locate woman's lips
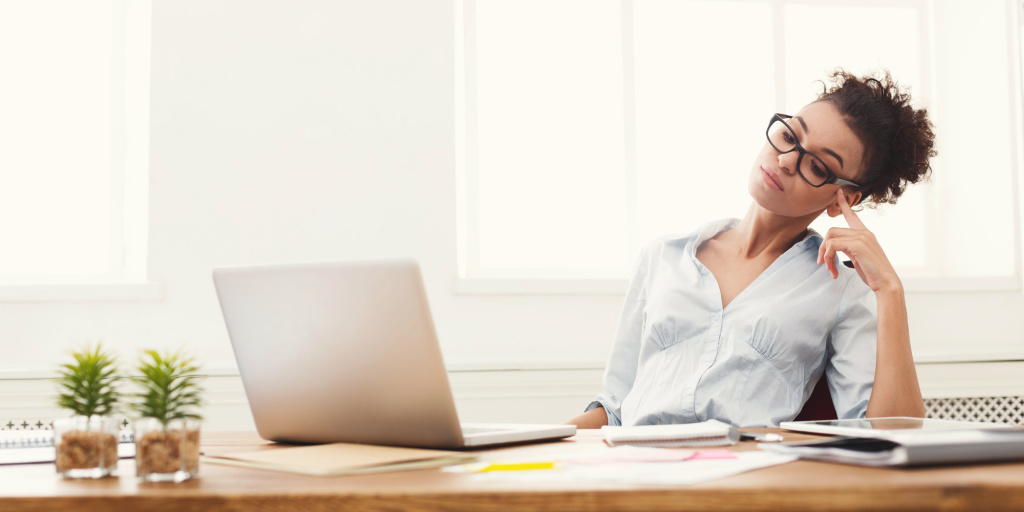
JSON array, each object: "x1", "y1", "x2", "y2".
[{"x1": 761, "y1": 166, "x2": 784, "y2": 191}]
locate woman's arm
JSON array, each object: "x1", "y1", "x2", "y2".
[
  {"x1": 565, "y1": 248, "x2": 650, "y2": 427},
  {"x1": 868, "y1": 283, "x2": 926, "y2": 417},
  {"x1": 565, "y1": 406, "x2": 610, "y2": 429},
  {"x1": 818, "y1": 190, "x2": 925, "y2": 418}
]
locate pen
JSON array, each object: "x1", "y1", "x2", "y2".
[{"x1": 739, "y1": 432, "x2": 785, "y2": 443}]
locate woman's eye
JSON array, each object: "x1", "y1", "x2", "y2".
[
  {"x1": 782, "y1": 132, "x2": 796, "y2": 144},
  {"x1": 811, "y1": 161, "x2": 828, "y2": 178}
]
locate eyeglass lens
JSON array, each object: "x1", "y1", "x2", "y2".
[{"x1": 766, "y1": 118, "x2": 832, "y2": 186}]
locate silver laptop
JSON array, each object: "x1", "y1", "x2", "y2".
[{"x1": 212, "y1": 259, "x2": 575, "y2": 449}]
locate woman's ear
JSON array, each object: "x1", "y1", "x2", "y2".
[
  {"x1": 826, "y1": 202, "x2": 843, "y2": 218},
  {"x1": 826, "y1": 190, "x2": 863, "y2": 217}
]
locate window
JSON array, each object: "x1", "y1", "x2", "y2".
[
  {"x1": 0, "y1": 0, "x2": 152, "y2": 294},
  {"x1": 458, "y1": 0, "x2": 1023, "y2": 291}
]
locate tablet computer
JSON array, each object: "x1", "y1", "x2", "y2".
[{"x1": 780, "y1": 416, "x2": 1012, "y2": 437}]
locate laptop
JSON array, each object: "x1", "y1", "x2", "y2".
[{"x1": 212, "y1": 259, "x2": 576, "y2": 449}]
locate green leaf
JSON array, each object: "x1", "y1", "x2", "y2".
[
  {"x1": 128, "y1": 347, "x2": 204, "y2": 425},
  {"x1": 54, "y1": 343, "x2": 121, "y2": 417}
]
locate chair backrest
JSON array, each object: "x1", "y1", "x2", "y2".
[{"x1": 793, "y1": 376, "x2": 838, "y2": 422}]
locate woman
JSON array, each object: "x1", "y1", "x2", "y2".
[{"x1": 568, "y1": 69, "x2": 935, "y2": 428}]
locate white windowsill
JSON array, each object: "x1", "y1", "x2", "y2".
[
  {"x1": 0, "y1": 282, "x2": 165, "y2": 303},
  {"x1": 453, "y1": 276, "x2": 1022, "y2": 295},
  {"x1": 198, "y1": 352, "x2": 1024, "y2": 370},
  {"x1": 2, "y1": 351, "x2": 1023, "y2": 382},
  {"x1": 0, "y1": 356, "x2": 610, "y2": 381},
  {"x1": 914, "y1": 349, "x2": 1024, "y2": 364}
]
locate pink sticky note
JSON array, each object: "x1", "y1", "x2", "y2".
[{"x1": 687, "y1": 449, "x2": 737, "y2": 461}]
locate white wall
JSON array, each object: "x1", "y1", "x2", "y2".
[
  {"x1": 1, "y1": 0, "x2": 622, "y2": 366},
  {"x1": 0, "y1": 0, "x2": 1022, "y2": 430}
]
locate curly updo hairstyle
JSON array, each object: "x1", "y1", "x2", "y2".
[{"x1": 817, "y1": 69, "x2": 936, "y2": 206}]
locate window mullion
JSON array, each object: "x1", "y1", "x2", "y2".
[
  {"x1": 1007, "y1": 0, "x2": 1024, "y2": 284},
  {"x1": 108, "y1": 0, "x2": 127, "y2": 282},
  {"x1": 462, "y1": 0, "x2": 482, "y2": 278},
  {"x1": 921, "y1": 0, "x2": 943, "y2": 278},
  {"x1": 772, "y1": 0, "x2": 786, "y2": 112},
  {"x1": 122, "y1": 0, "x2": 152, "y2": 284},
  {"x1": 622, "y1": 0, "x2": 638, "y2": 257}
]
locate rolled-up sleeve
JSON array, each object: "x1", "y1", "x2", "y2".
[
  {"x1": 589, "y1": 251, "x2": 649, "y2": 426},
  {"x1": 825, "y1": 274, "x2": 877, "y2": 419}
]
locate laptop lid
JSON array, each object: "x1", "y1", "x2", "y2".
[{"x1": 212, "y1": 259, "x2": 468, "y2": 449}]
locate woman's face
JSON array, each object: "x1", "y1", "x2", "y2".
[{"x1": 748, "y1": 101, "x2": 865, "y2": 219}]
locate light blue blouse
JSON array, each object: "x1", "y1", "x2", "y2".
[{"x1": 589, "y1": 218, "x2": 877, "y2": 428}]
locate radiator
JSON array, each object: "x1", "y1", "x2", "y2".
[{"x1": 925, "y1": 396, "x2": 1024, "y2": 425}]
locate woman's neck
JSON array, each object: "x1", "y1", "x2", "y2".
[{"x1": 721, "y1": 204, "x2": 817, "y2": 259}]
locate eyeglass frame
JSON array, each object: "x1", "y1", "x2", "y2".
[{"x1": 766, "y1": 113, "x2": 863, "y2": 189}]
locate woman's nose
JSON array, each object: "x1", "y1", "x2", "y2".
[{"x1": 777, "y1": 151, "x2": 798, "y2": 175}]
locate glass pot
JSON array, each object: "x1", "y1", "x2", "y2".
[
  {"x1": 133, "y1": 418, "x2": 201, "y2": 483},
  {"x1": 52, "y1": 415, "x2": 120, "y2": 478}
]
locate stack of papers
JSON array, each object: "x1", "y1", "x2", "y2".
[{"x1": 601, "y1": 419, "x2": 740, "y2": 447}]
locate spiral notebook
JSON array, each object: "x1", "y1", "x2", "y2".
[
  {"x1": 601, "y1": 420, "x2": 740, "y2": 447},
  {"x1": 0, "y1": 429, "x2": 135, "y2": 465}
]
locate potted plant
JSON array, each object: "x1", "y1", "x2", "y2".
[
  {"x1": 53, "y1": 344, "x2": 122, "y2": 478},
  {"x1": 130, "y1": 348, "x2": 204, "y2": 483}
]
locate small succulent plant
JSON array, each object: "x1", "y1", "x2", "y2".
[
  {"x1": 130, "y1": 349, "x2": 203, "y2": 427},
  {"x1": 56, "y1": 344, "x2": 120, "y2": 418}
]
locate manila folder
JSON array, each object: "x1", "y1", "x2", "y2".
[{"x1": 202, "y1": 442, "x2": 476, "y2": 476}]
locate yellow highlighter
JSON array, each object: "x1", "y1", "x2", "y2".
[{"x1": 475, "y1": 461, "x2": 559, "y2": 472}]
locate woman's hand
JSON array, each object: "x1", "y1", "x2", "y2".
[
  {"x1": 816, "y1": 189, "x2": 902, "y2": 294},
  {"x1": 564, "y1": 406, "x2": 609, "y2": 429}
]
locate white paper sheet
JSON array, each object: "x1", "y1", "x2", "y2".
[{"x1": 447, "y1": 451, "x2": 796, "y2": 486}]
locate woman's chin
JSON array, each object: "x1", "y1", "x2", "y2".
[
  {"x1": 747, "y1": 190, "x2": 805, "y2": 218},
  {"x1": 748, "y1": 183, "x2": 781, "y2": 211}
]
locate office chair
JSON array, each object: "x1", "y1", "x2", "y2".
[{"x1": 793, "y1": 376, "x2": 838, "y2": 421}]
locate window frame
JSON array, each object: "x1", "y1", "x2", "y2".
[
  {"x1": 456, "y1": 0, "x2": 1024, "y2": 295},
  {"x1": 0, "y1": 0, "x2": 160, "y2": 302}
]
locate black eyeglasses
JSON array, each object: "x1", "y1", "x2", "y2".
[{"x1": 766, "y1": 114, "x2": 862, "y2": 189}]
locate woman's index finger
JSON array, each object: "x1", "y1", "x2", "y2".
[{"x1": 836, "y1": 189, "x2": 867, "y2": 229}]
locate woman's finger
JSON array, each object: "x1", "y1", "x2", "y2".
[
  {"x1": 820, "y1": 235, "x2": 865, "y2": 279},
  {"x1": 820, "y1": 238, "x2": 842, "y2": 279},
  {"x1": 818, "y1": 227, "x2": 859, "y2": 264},
  {"x1": 836, "y1": 189, "x2": 867, "y2": 230}
]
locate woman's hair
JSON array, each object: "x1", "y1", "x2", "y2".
[{"x1": 817, "y1": 69, "x2": 936, "y2": 206}]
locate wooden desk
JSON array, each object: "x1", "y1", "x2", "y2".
[{"x1": 2, "y1": 429, "x2": 1023, "y2": 512}]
